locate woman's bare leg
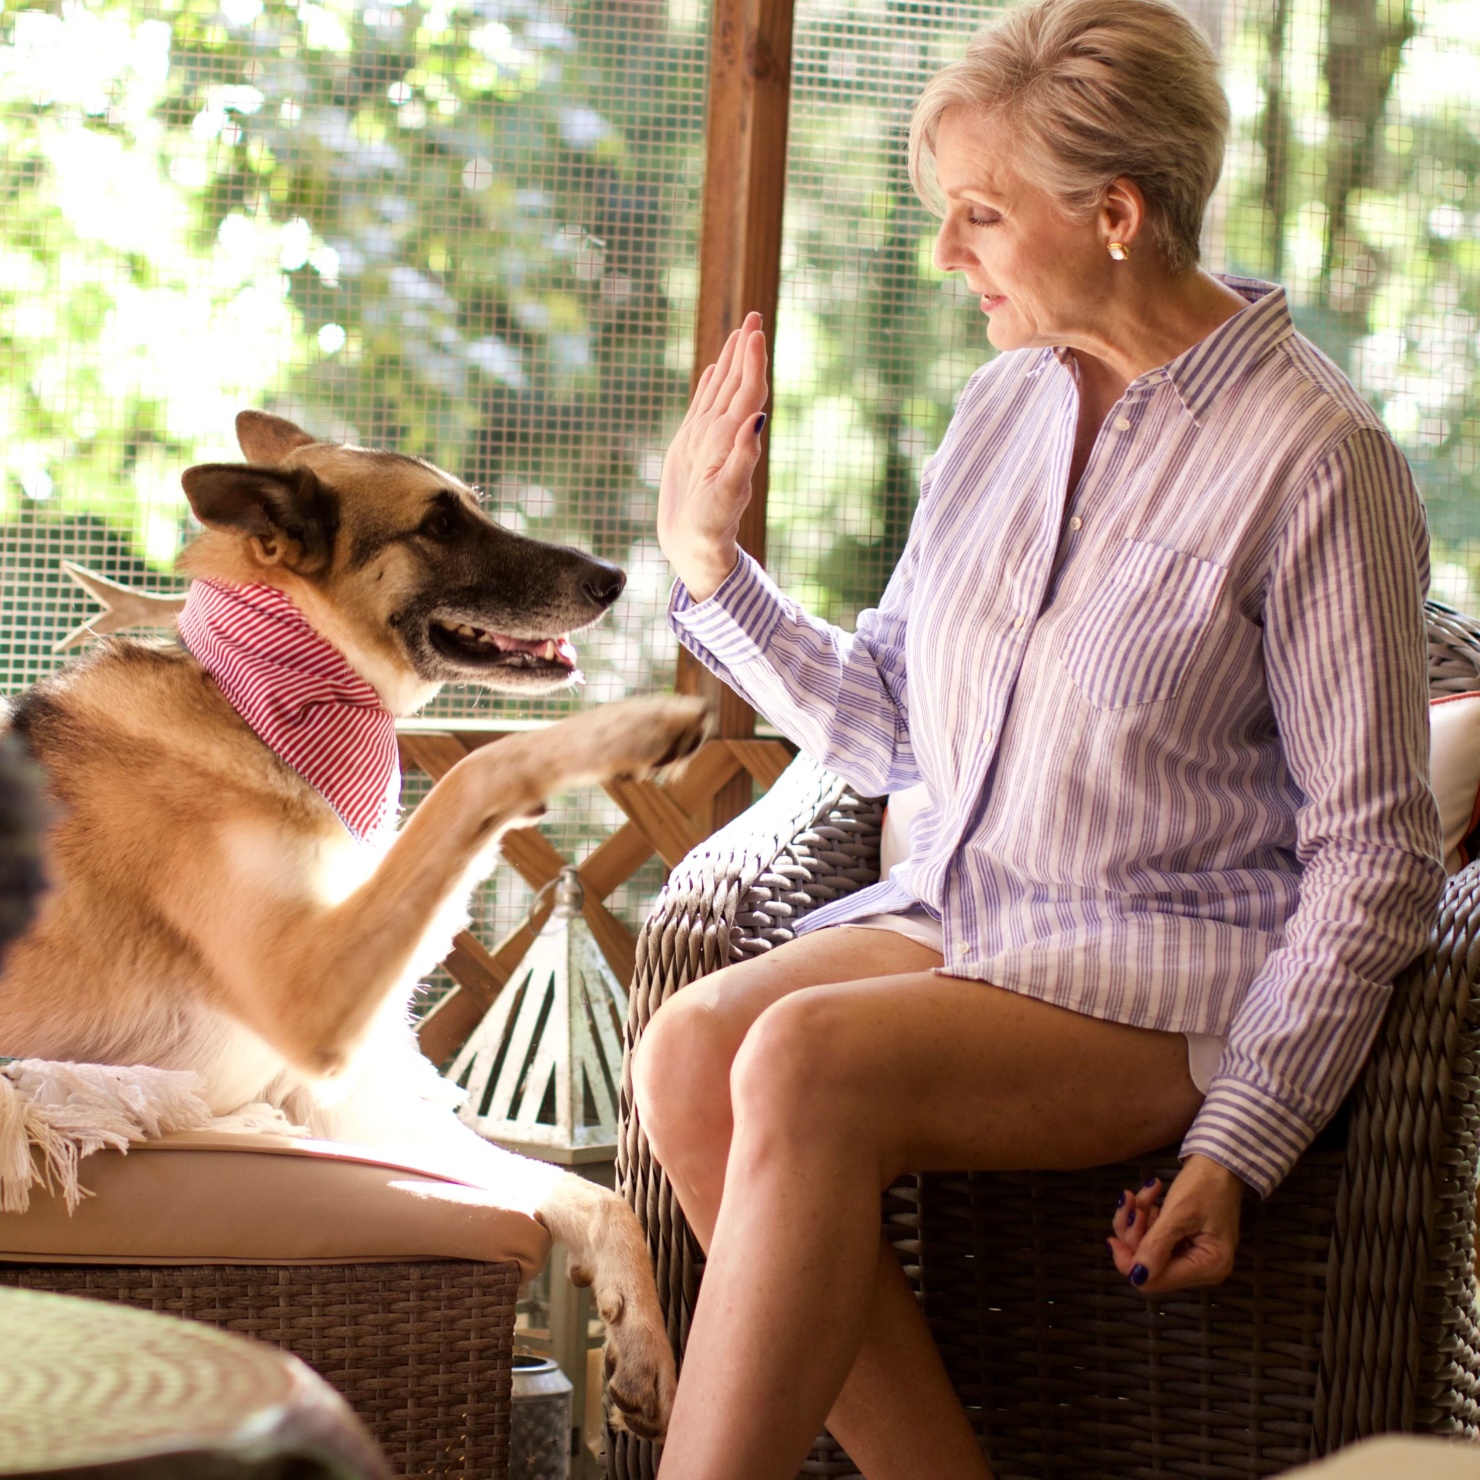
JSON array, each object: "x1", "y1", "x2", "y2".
[
  {"x1": 635, "y1": 930, "x2": 982, "y2": 1478},
  {"x1": 631, "y1": 929, "x2": 1203, "y2": 1480}
]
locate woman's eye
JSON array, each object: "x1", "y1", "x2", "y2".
[{"x1": 968, "y1": 212, "x2": 1000, "y2": 228}]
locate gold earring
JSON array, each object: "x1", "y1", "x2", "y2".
[{"x1": 1108, "y1": 241, "x2": 1130, "y2": 261}]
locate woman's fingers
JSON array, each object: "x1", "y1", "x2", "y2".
[
  {"x1": 1111, "y1": 1184, "x2": 1161, "y2": 1248},
  {"x1": 696, "y1": 326, "x2": 742, "y2": 418},
  {"x1": 694, "y1": 312, "x2": 762, "y2": 421},
  {"x1": 682, "y1": 364, "x2": 717, "y2": 430},
  {"x1": 1108, "y1": 1160, "x2": 1243, "y2": 1295},
  {"x1": 739, "y1": 321, "x2": 770, "y2": 416},
  {"x1": 711, "y1": 412, "x2": 766, "y2": 514},
  {"x1": 1129, "y1": 1221, "x2": 1235, "y2": 1295}
]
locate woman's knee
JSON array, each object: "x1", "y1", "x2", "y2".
[
  {"x1": 631, "y1": 991, "x2": 738, "y2": 1169},
  {"x1": 729, "y1": 992, "x2": 863, "y2": 1143}
]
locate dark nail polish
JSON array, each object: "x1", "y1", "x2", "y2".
[
  {"x1": 1144, "y1": 1176, "x2": 1158, "y2": 1187},
  {"x1": 1130, "y1": 1264, "x2": 1149, "y2": 1287},
  {"x1": 1105, "y1": 1238, "x2": 1115, "y2": 1259},
  {"x1": 753, "y1": 413, "x2": 767, "y2": 437},
  {"x1": 1116, "y1": 1191, "x2": 1126, "y2": 1208},
  {"x1": 1126, "y1": 1209, "x2": 1136, "y2": 1229}
]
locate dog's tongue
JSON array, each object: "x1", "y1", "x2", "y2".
[{"x1": 496, "y1": 633, "x2": 580, "y2": 670}]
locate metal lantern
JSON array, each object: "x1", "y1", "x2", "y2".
[
  {"x1": 509, "y1": 1354, "x2": 574, "y2": 1480},
  {"x1": 448, "y1": 867, "x2": 627, "y2": 1165}
]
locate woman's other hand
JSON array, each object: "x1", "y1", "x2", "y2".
[
  {"x1": 658, "y1": 311, "x2": 770, "y2": 602},
  {"x1": 1107, "y1": 1154, "x2": 1243, "y2": 1294}
]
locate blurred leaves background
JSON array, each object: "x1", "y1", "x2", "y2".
[{"x1": 0, "y1": 0, "x2": 705, "y2": 707}]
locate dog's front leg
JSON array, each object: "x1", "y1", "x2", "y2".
[
  {"x1": 335, "y1": 1100, "x2": 677, "y2": 1440},
  {"x1": 162, "y1": 694, "x2": 708, "y2": 1079},
  {"x1": 535, "y1": 1166, "x2": 678, "y2": 1441}
]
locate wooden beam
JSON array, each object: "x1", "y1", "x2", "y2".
[
  {"x1": 601, "y1": 778, "x2": 707, "y2": 871},
  {"x1": 677, "y1": 0, "x2": 797, "y2": 829}
]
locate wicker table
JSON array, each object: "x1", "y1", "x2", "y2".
[{"x1": 0, "y1": 1284, "x2": 390, "y2": 1478}]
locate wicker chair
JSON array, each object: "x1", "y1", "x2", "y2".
[{"x1": 611, "y1": 600, "x2": 1480, "y2": 1480}]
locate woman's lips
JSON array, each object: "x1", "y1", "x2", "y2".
[{"x1": 980, "y1": 293, "x2": 1006, "y2": 313}]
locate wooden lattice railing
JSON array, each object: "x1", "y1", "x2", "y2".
[{"x1": 400, "y1": 718, "x2": 791, "y2": 1065}]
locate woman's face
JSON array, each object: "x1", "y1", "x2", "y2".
[{"x1": 931, "y1": 108, "x2": 1113, "y2": 354}]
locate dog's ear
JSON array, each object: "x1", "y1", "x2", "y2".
[
  {"x1": 182, "y1": 463, "x2": 339, "y2": 575},
  {"x1": 235, "y1": 411, "x2": 317, "y2": 465}
]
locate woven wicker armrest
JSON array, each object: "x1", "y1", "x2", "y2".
[{"x1": 1317, "y1": 857, "x2": 1480, "y2": 1446}]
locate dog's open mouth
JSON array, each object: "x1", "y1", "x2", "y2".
[{"x1": 429, "y1": 616, "x2": 579, "y2": 674}]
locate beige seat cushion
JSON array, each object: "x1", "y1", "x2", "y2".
[
  {"x1": 0, "y1": 1129, "x2": 551, "y2": 1281},
  {"x1": 1281, "y1": 1435, "x2": 1480, "y2": 1478}
]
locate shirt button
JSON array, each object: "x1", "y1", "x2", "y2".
[
  {"x1": 1012, "y1": 615, "x2": 1027, "y2": 629},
  {"x1": 983, "y1": 729, "x2": 993, "y2": 745},
  {"x1": 1113, "y1": 415, "x2": 1132, "y2": 431},
  {"x1": 1068, "y1": 515, "x2": 1083, "y2": 531},
  {"x1": 955, "y1": 943, "x2": 969, "y2": 961}
]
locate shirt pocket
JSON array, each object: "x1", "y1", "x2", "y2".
[{"x1": 1059, "y1": 539, "x2": 1228, "y2": 710}]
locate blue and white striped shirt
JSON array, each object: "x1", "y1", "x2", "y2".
[{"x1": 670, "y1": 278, "x2": 1445, "y2": 1197}]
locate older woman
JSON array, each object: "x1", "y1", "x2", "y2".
[{"x1": 635, "y1": 0, "x2": 1444, "y2": 1474}]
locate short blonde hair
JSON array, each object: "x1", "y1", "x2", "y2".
[{"x1": 908, "y1": 0, "x2": 1228, "y2": 274}]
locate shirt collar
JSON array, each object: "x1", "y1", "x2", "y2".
[
  {"x1": 1160, "y1": 276, "x2": 1292, "y2": 424},
  {"x1": 1027, "y1": 275, "x2": 1293, "y2": 425}
]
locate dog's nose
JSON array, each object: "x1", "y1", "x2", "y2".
[{"x1": 583, "y1": 564, "x2": 626, "y2": 608}]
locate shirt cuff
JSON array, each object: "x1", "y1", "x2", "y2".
[
  {"x1": 1179, "y1": 1076, "x2": 1319, "y2": 1199},
  {"x1": 668, "y1": 550, "x2": 787, "y2": 668}
]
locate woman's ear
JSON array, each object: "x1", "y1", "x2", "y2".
[
  {"x1": 1100, "y1": 176, "x2": 1148, "y2": 256},
  {"x1": 180, "y1": 463, "x2": 340, "y2": 575}
]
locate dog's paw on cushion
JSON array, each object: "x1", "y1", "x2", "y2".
[{"x1": 1431, "y1": 692, "x2": 1480, "y2": 874}]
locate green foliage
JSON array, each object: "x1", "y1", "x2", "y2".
[
  {"x1": 1211, "y1": 0, "x2": 1480, "y2": 588},
  {"x1": 0, "y1": 0, "x2": 705, "y2": 709}
]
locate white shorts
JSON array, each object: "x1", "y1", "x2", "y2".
[{"x1": 841, "y1": 910, "x2": 1226, "y2": 1095}]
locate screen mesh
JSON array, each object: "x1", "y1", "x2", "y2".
[
  {"x1": 771, "y1": 0, "x2": 1480, "y2": 624},
  {"x1": 0, "y1": 0, "x2": 707, "y2": 949}
]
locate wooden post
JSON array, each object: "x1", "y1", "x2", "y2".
[{"x1": 676, "y1": 0, "x2": 797, "y2": 829}]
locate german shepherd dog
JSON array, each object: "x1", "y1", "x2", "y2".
[{"x1": 0, "y1": 411, "x2": 708, "y2": 1438}]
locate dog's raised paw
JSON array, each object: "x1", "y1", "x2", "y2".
[
  {"x1": 603, "y1": 694, "x2": 711, "y2": 782},
  {"x1": 543, "y1": 693, "x2": 711, "y2": 788}
]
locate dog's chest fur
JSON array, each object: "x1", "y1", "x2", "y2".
[{"x1": 0, "y1": 639, "x2": 472, "y2": 1122}]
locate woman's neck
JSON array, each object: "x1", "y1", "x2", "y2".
[{"x1": 1068, "y1": 269, "x2": 1250, "y2": 408}]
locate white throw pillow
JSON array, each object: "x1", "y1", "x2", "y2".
[
  {"x1": 879, "y1": 782, "x2": 929, "y2": 878},
  {"x1": 882, "y1": 692, "x2": 1480, "y2": 880},
  {"x1": 1430, "y1": 692, "x2": 1480, "y2": 873}
]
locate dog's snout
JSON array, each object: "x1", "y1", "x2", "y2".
[{"x1": 583, "y1": 564, "x2": 626, "y2": 609}]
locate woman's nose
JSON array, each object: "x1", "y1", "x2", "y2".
[{"x1": 933, "y1": 220, "x2": 965, "y2": 275}]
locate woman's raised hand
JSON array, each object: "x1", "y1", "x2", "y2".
[
  {"x1": 658, "y1": 311, "x2": 770, "y2": 602},
  {"x1": 1107, "y1": 1154, "x2": 1243, "y2": 1294}
]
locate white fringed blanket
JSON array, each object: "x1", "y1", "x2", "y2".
[{"x1": 0, "y1": 1059, "x2": 302, "y2": 1214}]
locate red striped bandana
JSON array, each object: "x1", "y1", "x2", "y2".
[{"x1": 178, "y1": 579, "x2": 400, "y2": 845}]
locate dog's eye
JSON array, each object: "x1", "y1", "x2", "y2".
[{"x1": 420, "y1": 507, "x2": 456, "y2": 541}]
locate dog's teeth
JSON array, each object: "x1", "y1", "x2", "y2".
[
  {"x1": 477, "y1": 632, "x2": 497, "y2": 646},
  {"x1": 457, "y1": 624, "x2": 477, "y2": 638},
  {"x1": 543, "y1": 640, "x2": 556, "y2": 660}
]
